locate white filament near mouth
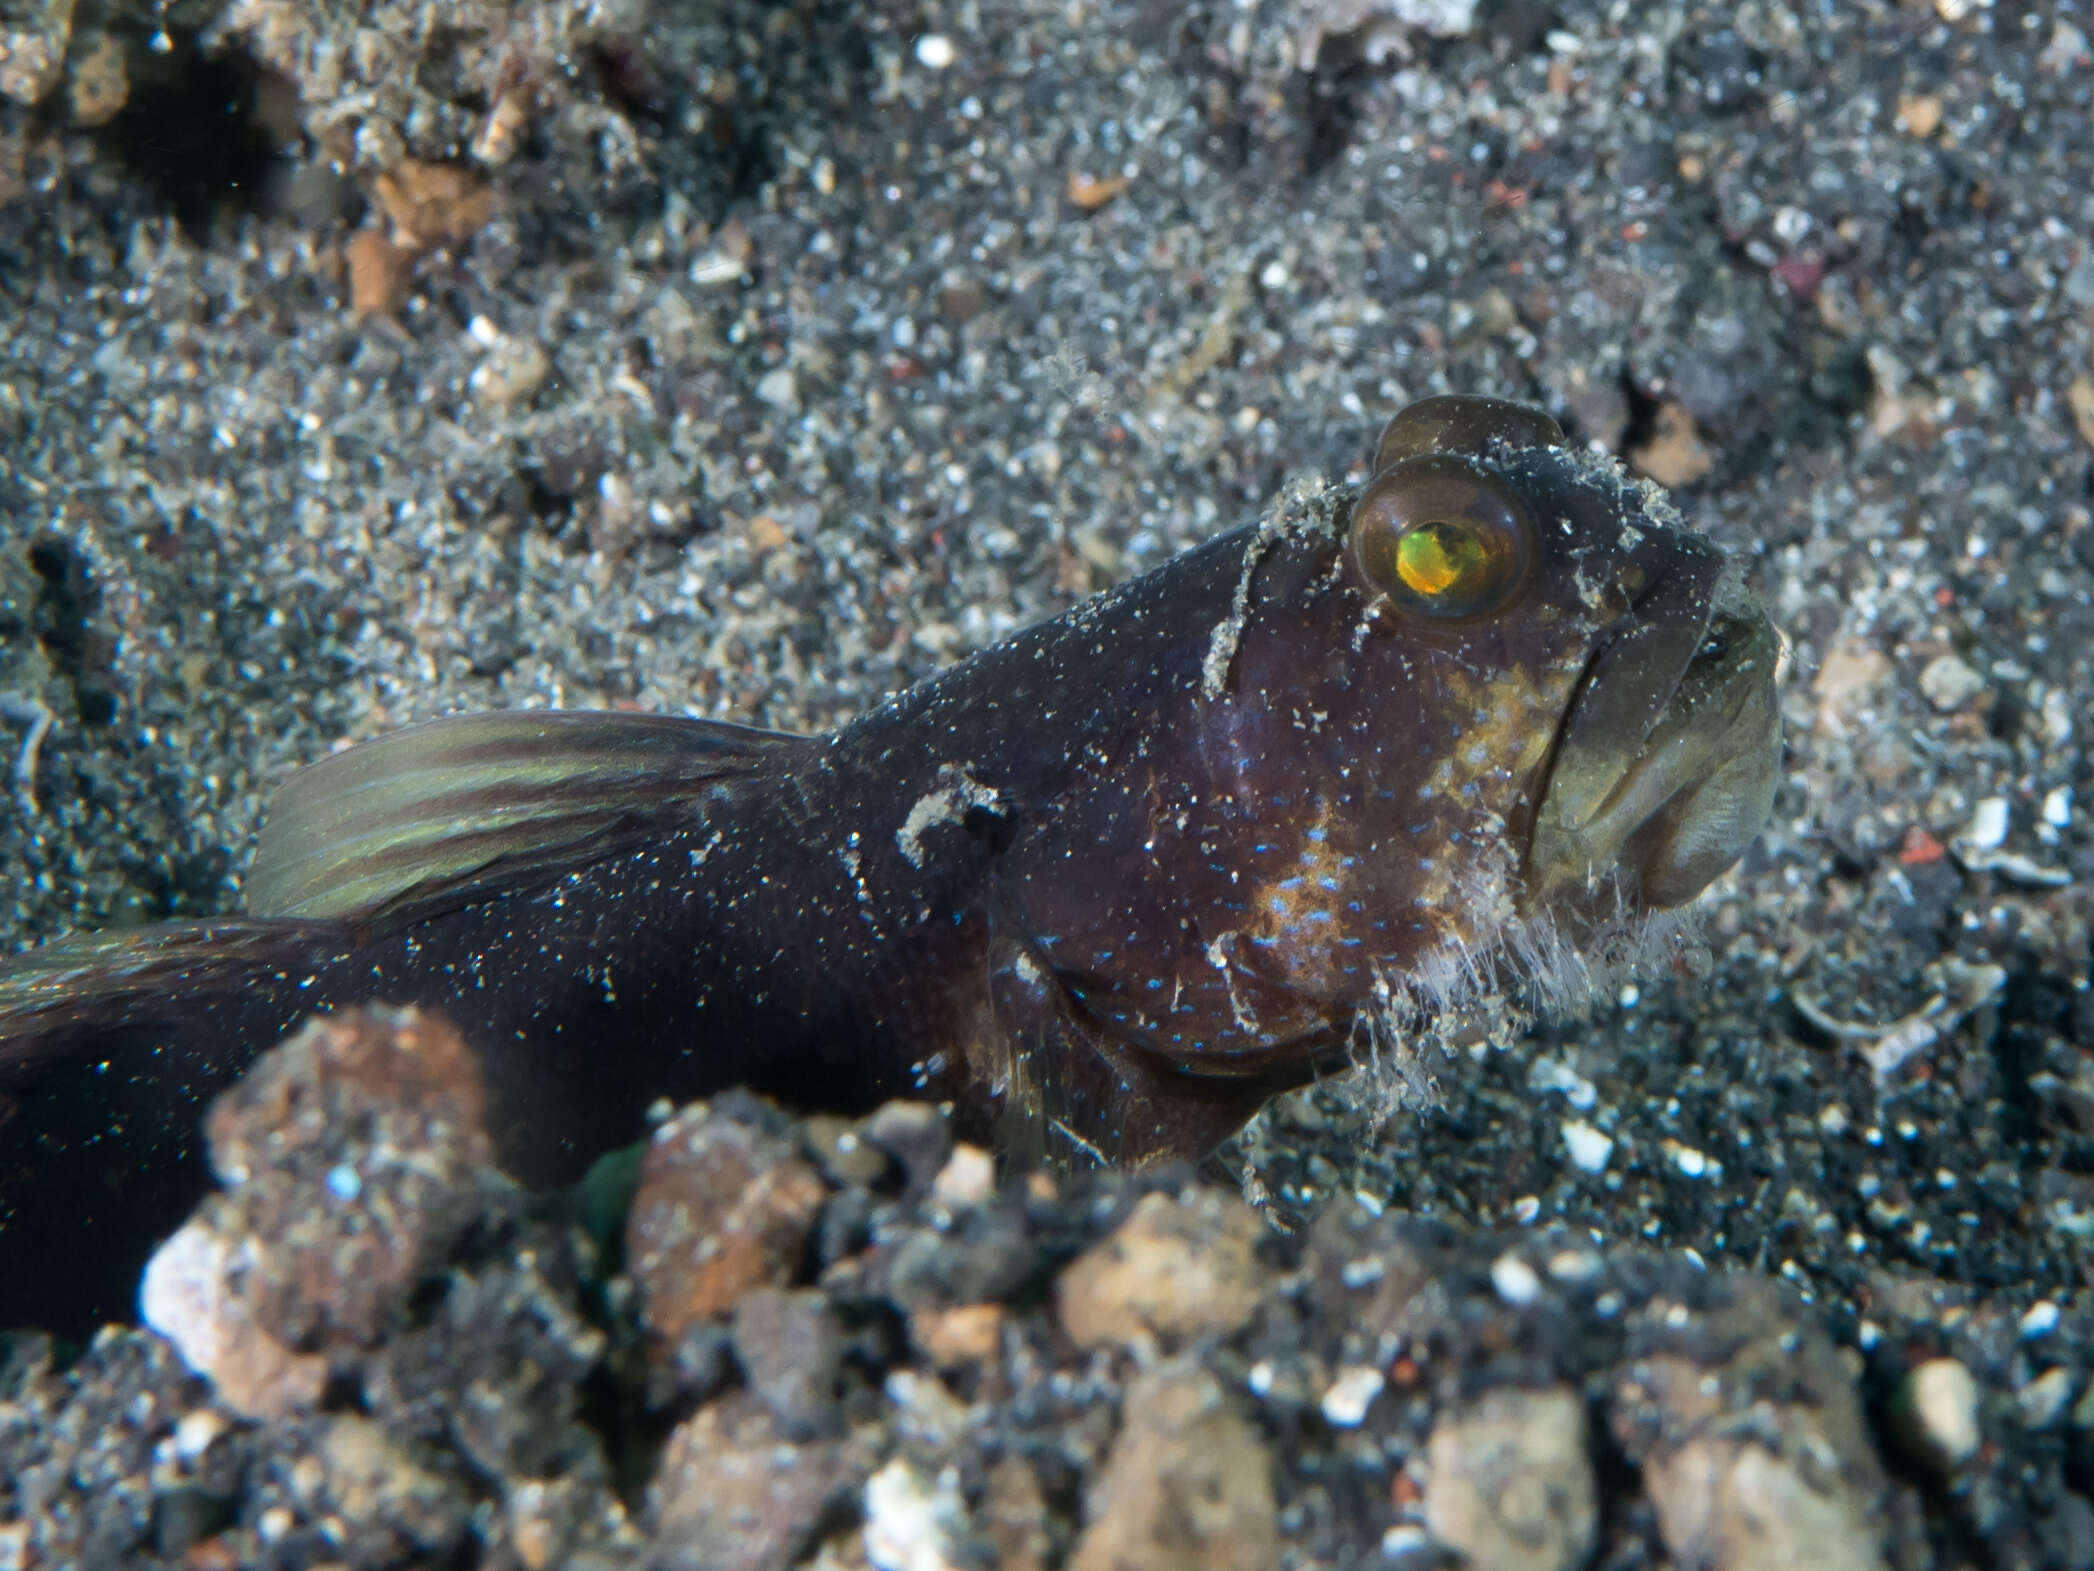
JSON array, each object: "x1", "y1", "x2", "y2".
[{"x1": 1335, "y1": 842, "x2": 1706, "y2": 1139}]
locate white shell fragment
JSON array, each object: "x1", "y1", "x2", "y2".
[{"x1": 1793, "y1": 958, "x2": 2007, "y2": 1079}]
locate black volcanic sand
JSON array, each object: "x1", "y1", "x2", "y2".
[{"x1": 2, "y1": 0, "x2": 2092, "y2": 1566}]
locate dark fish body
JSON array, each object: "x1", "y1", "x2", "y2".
[{"x1": 0, "y1": 397, "x2": 1782, "y2": 1329}]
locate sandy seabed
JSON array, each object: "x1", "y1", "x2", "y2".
[{"x1": 2, "y1": 0, "x2": 2092, "y2": 1565}]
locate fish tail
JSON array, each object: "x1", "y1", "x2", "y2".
[{"x1": 0, "y1": 917, "x2": 355, "y2": 1332}]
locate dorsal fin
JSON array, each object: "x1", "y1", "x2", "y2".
[{"x1": 243, "y1": 709, "x2": 808, "y2": 927}]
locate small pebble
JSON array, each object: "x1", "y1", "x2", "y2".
[
  {"x1": 1529, "y1": 1057, "x2": 1598, "y2": 1110},
  {"x1": 929, "y1": 1143, "x2": 995, "y2": 1208},
  {"x1": 1918, "y1": 653, "x2": 1985, "y2": 711},
  {"x1": 1340, "y1": 1255, "x2": 1386, "y2": 1289},
  {"x1": 2017, "y1": 1367, "x2": 2077, "y2": 1431},
  {"x1": 1071, "y1": 1360, "x2": 1277, "y2": 1570},
  {"x1": 1381, "y1": 1523, "x2": 1433, "y2": 1560},
  {"x1": 2042, "y1": 688, "x2": 2075, "y2": 746},
  {"x1": 1321, "y1": 1365, "x2": 1387, "y2": 1427},
  {"x1": 2073, "y1": 1382, "x2": 2094, "y2": 1431},
  {"x1": 1489, "y1": 1251, "x2": 1542, "y2": 1307},
  {"x1": 172, "y1": 1408, "x2": 229, "y2": 1464},
  {"x1": 865, "y1": 1461, "x2": 967, "y2": 1571},
  {"x1": 1561, "y1": 1119, "x2": 1614, "y2": 1173},
  {"x1": 1964, "y1": 797, "x2": 2010, "y2": 851},
  {"x1": 863, "y1": 1100, "x2": 954, "y2": 1192},
  {"x1": 1424, "y1": 1386, "x2": 1596, "y2": 1571},
  {"x1": 2020, "y1": 1301, "x2": 2061, "y2": 1340},
  {"x1": 1057, "y1": 1189, "x2": 1267, "y2": 1350},
  {"x1": 1895, "y1": 1358, "x2": 1982, "y2": 1473},
  {"x1": 755, "y1": 367, "x2": 799, "y2": 412}
]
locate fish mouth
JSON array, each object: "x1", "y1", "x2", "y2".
[{"x1": 1525, "y1": 544, "x2": 1782, "y2": 916}]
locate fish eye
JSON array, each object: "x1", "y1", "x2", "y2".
[{"x1": 1348, "y1": 455, "x2": 1536, "y2": 622}]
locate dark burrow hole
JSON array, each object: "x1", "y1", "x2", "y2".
[
  {"x1": 28, "y1": 535, "x2": 116, "y2": 725},
  {"x1": 99, "y1": 33, "x2": 295, "y2": 242}
]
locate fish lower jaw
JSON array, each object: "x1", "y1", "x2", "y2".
[{"x1": 1526, "y1": 642, "x2": 1780, "y2": 916}]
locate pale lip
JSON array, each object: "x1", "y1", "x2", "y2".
[{"x1": 1525, "y1": 554, "x2": 1782, "y2": 914}]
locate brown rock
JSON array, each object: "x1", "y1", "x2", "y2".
[
  {"x1": 2072, "y1": 376, "x2": 2094, "y2": 450},
  {"x1": 801, "y1": 1114, "x2": 891, "y2": 1187},
  {"x1": 346, "y1": 158, "x2": 494, "y2": 319},
  {"x1": 1612, "y1": 1277, "x2": 1892, "y2": 1571},
  {"x1": 1423, "y1": 1385, "x2": 1597, "y2": 1571},
  {"x1": 1068, "y1": 1359, "x2": 1278, "y2": 1571},
  {"x1": 505, "y1": 1476, "x2": 636, "y2": 1571},
  {"x1": 204, "y1": 1005, "x2": 490, "y2": 1191},
  {"x1": 730, "y1": 1286, "x2": 843, "y2": 1437},
  {"x1": 1896, "y1": 93, "x2": 1944, "y2": 138},
  {"x1": 627, "y1": 1098, "x2": 829, "y2": 1346},
  {"x1": 1641, "y1": 1430, "x2": 1889, "y2": 1571},
  {"x1": 1630, "y1": 399, "x2": 1717, "y2": 487},
  {"x1": 984, "y1": 1454, "x2": 1051, "y2": 1571},
  {"x1": 346, "y1": 229, "x2": 412, "y2": 318},
  {"x1": 205, "y1": 1006, "x2": 500, "y2": 1346},
  {"x1": 912, "y1": 1301, "x2": 1006, "y2": 1368},
  {"x1": 648, "y1": 1392, "x2": 864, "y2": 1571},
  {"x1": 1057, "y1": 1189, "x2": 1267, "y2": 1351},
  {"x1": 300, "y1": 1414, "x2": 472, "y2": 1568},
  {"x1": 372, "y1": 157, "x2": 495, "y2": 250},
  {"x1": 139, "y1": 1223, "x2": 327, "y2": 1420},
  {"x1": 471, "y1": 87, "x2": 533, "y2": 166},
  {"x1": 64, "y1": 31, "x2": 126, "y2": 126},
  {"x1": 1811, "y1": 643, "x2": 1893, "y2": 738},
  {"x1": 0, "y1": 0, "x2": 70, "y2": 106},
  {"x1": 1067, "y1": 170, "x2": 1131, "y2": 209},
  {"x1": 142, "y1": 1007, "x2": 511, "y2": 1415}
]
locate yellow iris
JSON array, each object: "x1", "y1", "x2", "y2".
[{"x1": 1395, "y1": 522, "x2": 1487, "y2": 599}]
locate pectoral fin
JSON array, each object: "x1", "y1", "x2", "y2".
[{"x1": 984, "y1": 900, "x2": 1279, "y2": 1171}]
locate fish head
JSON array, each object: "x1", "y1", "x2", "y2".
[
  {"x1": 1350, "y1": 392, "x2": 1780, "y2": 931},
  {"x1": 971, "y1": 394, "x2": 1782, "y2": 1164},
  {"x1": 1216, "y1": 394, "x2": 1781, "y2": 1010}
]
